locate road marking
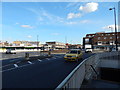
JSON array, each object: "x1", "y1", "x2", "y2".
[
  {"x1": 9, "y1": 58, "x2": 20, "y2": 62},
  {"x1": 28, "y1": 61, "x2": 32, "y2": 64},
  {"x1": 53, "y1": 57, "x2": 56, "y2": 59},
  {"x1": 46, "y1": 58, "x2": 50, "y2": 60},
  {"x1": 1, "y1": 63, "x2": 33, "y2": 72},
  {"x1": 38, "y1": 59, "x2": 42, "y2": 62},
  {"x1": 0, "y1": 64, "x2": 11, "y2": 68},
  {"x1": 1, "y1": 67, "x2": 16, "y2": 72},
  {"x1": 14, "y1": 64, "x2": 18, "y2": 68}
]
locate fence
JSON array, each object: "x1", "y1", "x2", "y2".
[{"x1": 56, "y1": 51, "x2": 120, "y2": 89}]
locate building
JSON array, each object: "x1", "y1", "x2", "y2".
[
  {"x1": 68, "y1": 44, "x2": 82, "y2": 49},
  {"x1": 83, "y1": 32, "x2": 120, "y2": 51},
  {"x1": 0, "y1": 41, "x2": 10, "y2": 47},
  {"x1": 13, "y1": 41, "x2": 40, "y2": 46},
  {"x1": 45, "y1": 41, "x2": 66, "y2": 49}
]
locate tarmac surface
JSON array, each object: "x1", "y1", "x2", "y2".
[{"x1": 1, "y1": 52, "x2": 94, "y2": 88}]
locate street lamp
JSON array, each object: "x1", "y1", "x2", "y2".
[
  {"x1": 37, "y1": 35, "x2": 39, "y2": 51},
  {"x1": 109, "y1": 7, "x2": 118, "y2": 51},
  {"x1": 109, "y1": 26, "x2": 114, "y2": 50}
]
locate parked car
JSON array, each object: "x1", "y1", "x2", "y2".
[
  {"x1": 64, "y1": 49, "x2": 83, "y2": 62},
  {"x1": 6, "y1": 48, "x2": 16, "y2": 54}
]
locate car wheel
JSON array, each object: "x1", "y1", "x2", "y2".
[
  {"x1": 65, "y1": 60, "x2": 68, "y2": 62},
  {"x1": 76, "y1": 59, "x2": 79, "y2": 62}
]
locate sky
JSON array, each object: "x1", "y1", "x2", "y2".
[{"x1": 1, "y1": 2, "x2": 119, "y2": 44}]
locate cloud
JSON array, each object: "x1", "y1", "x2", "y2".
[
  {"x1": 27, "y1": 35, "x2": 32, "y2": 38},
  {"x1": 15, "y1": 22, "x2": 19, "y2": 25},
  {"x1": 80, "y1": 20, "x2": 90, "y2": 23},
  {"x1": 65, "y1": 21, "x2": 77, "y2": 25},
  {"x1": 67, "y1": 13, "x2": 82, "y2": 19},
  {"x1": 21, "y1": 25, "x2": 33, "y2": 29},
  {"x1": 79, "y1": 2, "x2": 98, "y2": 13},
  {"x1": 65, "y1": 20, "x2": 90, "y2": 25},
  {"x1": 27, "y1": 8, "x2": 65, "y2": 25},
  {"x1": 51, "y1": 33, "x2": 59, "y2": 36},
  {"x1": 102, "y1": 24, "x2": 119, "y2": 32}
]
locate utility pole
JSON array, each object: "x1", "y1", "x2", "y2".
[
  {"x1": 37, "y1": 35, "x2": 39, "y2": 51},
  {"x1": 109, "y1": 26, "x2": 114, "y2": 51},
  {"x1": 109, "y1": 7, "x2": 118, "y2": 51},
  {"x1": 65, "y1": 36, "x2": 67, "y2": 49}
]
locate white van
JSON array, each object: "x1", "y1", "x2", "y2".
[{"x1": 6, "y1": 48, "x2": 16, "y2": 54}]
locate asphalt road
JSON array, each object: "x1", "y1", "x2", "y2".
[{"x1": 2, "y1": 53, "x2": 94, "y2": 89}]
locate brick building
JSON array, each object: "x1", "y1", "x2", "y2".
[{"x1": 83, "y1": 32, "x2": 120, "y2": 51}]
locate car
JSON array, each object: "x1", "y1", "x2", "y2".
[
  {"x1": 64, "y1": 49, "x2": 83, "y2": 62},
  {"x1": 85, "y1": 48, "x2": 92, "y2": 53},
  {"x1": 6, "y1": 48, "x2": 16, "y2": 54}
]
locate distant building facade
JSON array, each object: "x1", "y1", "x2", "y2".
[
  {"x1": 0, "y1": 41, "x2": 10, "y2": 47},
  {"x1": 13, "y1": 41, "x2": 40, "y2": 46},
  {"x1": 83, "y1": 32, "x2": 120, "y2": 51},
  {"x1": 68, "y1": 44, "x2": 82, "y2": 49},
  {"x1": 45, "y1": 41, "x2": 66, "y2": 49}
]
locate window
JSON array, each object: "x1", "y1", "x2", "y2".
[
  {"x1": 104, "y1": 37, "x2": 107, "y2": 39},
  {"x1": 98, "y1": 41, "x2": 102, "y2": 45},
  {"x1": 103, "y1": 42, "x2": 106, "y2": 44},
  {"x1": 88, "y1": 35, "x2": 91, "y2": 37},
  {"x1": 110, "y1": 37, "x2": 113, "y2": 39},
  {"x1": 85, "y1": 39, "x2": 89, "y2": 43},
  {"x1": 98, "y1": 37, "x2": 101, "y2": 40}
]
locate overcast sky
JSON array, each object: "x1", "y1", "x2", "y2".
[{"x1": 1, "y1": 2, "x2": 119, "y2": 44}]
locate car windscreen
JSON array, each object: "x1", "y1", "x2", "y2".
[{"x1": 69, "y1": 50, "x2": 78, "y2": 54}]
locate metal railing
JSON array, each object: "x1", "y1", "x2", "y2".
[
  {"x1": 56, "y1": 54, "x2": 100, "y2": 89},
  {"x1": 55, "y1": 51, "x2": 120, "y2": 89}
]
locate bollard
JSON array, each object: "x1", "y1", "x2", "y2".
[
  {"x1": 39, "y1": 51, "x2": 41, "y2": 56},
  {"x1": 25, "y1": 53, "x2": 29, "y2": 60},
  {"x1": 48, "y1": 51, "x2": 51, "y2": 56}
]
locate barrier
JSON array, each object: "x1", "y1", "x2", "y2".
[{"x1": 56, "y1": 51, "x2": 120, "y2": 89}]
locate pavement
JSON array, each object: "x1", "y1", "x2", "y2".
[{"x1": 1, "y1": 52, "x2": 94, "y2": 89}]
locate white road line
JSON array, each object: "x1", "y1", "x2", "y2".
[
  {"x1": 14, "y1": 64, "x2": 18, "y2": 68},
  {"x1": 53, "y1": 57, "x2": 56, "y2": 59},
  {"x1": 28, "y1": 61, "x2": 32, "y2": 64},
  {"x1": 1, "y1": 67, "x2": 16, "y2": 72},
  {"x1": 10, "y1": 59, "x2": 19, "y2": 62},
  {"x1": 46, "y1": 58, "x2": 50, "y2": 60},
  {"x1": 0, "y1": 64, "x2": 11, "y2": 68},
  {"x1": 1, "y1": 63, "x2": 33, "y2": 72},
  {"x1": 38, "y1": 59, "x2": 42, "y2": 62}
]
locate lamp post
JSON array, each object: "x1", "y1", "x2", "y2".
[
  {"x1": 109, "y1": 26, "x2": 114, "y2": 50},
  {"x1": 109, "y1": 7, "x2": 118, "y2": 51},
  {"x1": 37, "y1": 35, "x2": 39, "y2": 51}
]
